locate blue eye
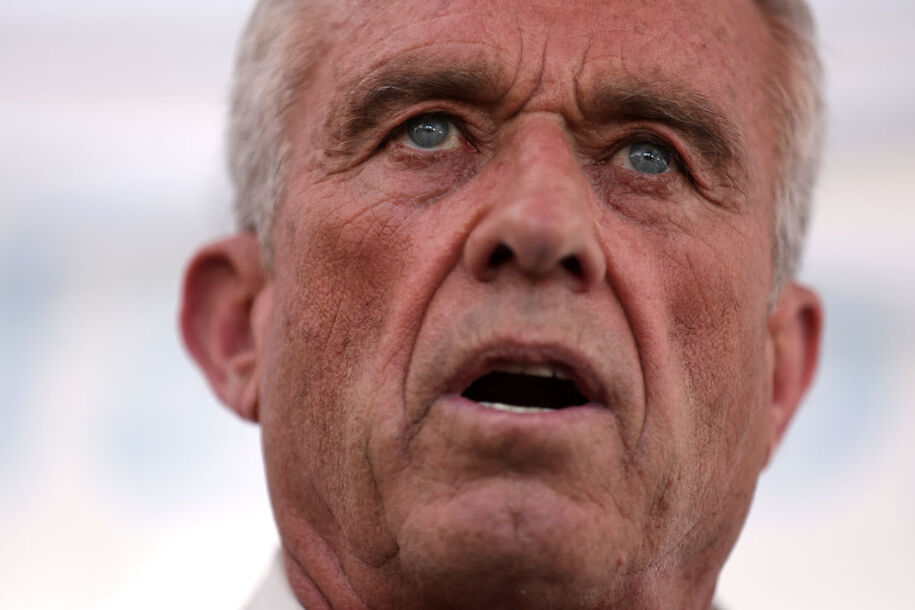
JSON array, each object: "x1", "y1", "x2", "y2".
[
  {"x1": 627, "y1": 141, "x2": 672, "y2": 174},
  {"x1": 406, "y1": 114, "x2": 451, "y2": 149}
]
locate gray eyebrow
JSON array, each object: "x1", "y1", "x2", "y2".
[
  {"x1": 328, "y1": 60, "x2": 504, "y2": 154},
  {"x1": 326, "y1": 59, "x2": 746, "y2": 179}
]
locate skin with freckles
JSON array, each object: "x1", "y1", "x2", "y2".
[{"x1": 181, "y1": 0, "x2": 823, "y2": 608}]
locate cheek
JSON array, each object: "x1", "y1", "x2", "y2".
[
  {"x1": 257, "y1": 184, "x2": 419, "y2": 542},
  {"x1": 622, "y1": 216, "x2": 773, "y2": 555},
  {"x1": 667, "y1": 221, "x2": 769, "y2": 383},
  {"x1": 659, "y1": 216, "x2": 773, "y2": 471},
  {"x1": 275, "y1": 180, "x2": 417, "y2": 357}
]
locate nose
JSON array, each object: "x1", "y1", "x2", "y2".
[{"x1": 463, "y1": 121, "x2": 607, "y2": 291}]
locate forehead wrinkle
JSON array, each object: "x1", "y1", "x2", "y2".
[{"x1": 568, "y1": 33, "x2": 597, "y2": 126}]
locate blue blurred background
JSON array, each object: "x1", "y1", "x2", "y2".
[{"x1": 1, "y1": 1, "x2": 913, "y2": 608}]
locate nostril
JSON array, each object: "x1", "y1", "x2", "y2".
[
  {"x1": 489, "y1": 243, "x2": 514, "y2": 268},
  {"x1": 560, "y1": 255, "x2": 583, "y2": 279}
]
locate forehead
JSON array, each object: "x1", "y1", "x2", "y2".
[
  {"x1": 315, "y1": 0, "x2": 773, "y2": 106},
  {"x1": 293, "y1": 0, "x2": 779, "y2": 185}
]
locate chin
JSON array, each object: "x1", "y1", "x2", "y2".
[{"x1": 392, "y1": 480, "x2": 631, "y2": 610}]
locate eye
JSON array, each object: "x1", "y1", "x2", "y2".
[
  {"x1": 614, "y1": 140, "x2": 677, "y2": 175},
  {"x1": 400, "y1": 113, "x2": 463, "y2": 150}
]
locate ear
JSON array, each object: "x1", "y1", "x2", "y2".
[
  {"x1": 180, "y1": 233, "x2": 271, "y2": 422},
  {"x1": 765, "y1": 282, "x2": 823, "y2": 463}
]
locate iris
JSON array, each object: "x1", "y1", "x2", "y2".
[
  {"x1": 406, "y1": 114, "x2": 450, "y2": 149},
  {"x1": 628, "y1": 142, "x2": 671, "y2": 174}
]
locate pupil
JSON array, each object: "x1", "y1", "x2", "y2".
[
  {"x1": 629, "y1": 142, "x2": 670, "y2": 174},
  {"x1": 407, "y1": 114, "x2": 449, "y2": 148}
]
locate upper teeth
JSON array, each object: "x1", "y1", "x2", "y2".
[
  {"x1": 495, "y1": 362, "x2": 569, "y2": 380},
  {"x1": 480, "y1": 402, "x2": 553, "y2": 414}
]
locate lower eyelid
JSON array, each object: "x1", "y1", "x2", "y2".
[
  {"x1": 384, "y1": 140, "x2": 473, "y2": 170},
  {"x1": 397, "y1": 132, "x2": 465, "y2": 154},
  {"x1": 595, "y1": 169, "x2": 682, "y2": 202}
]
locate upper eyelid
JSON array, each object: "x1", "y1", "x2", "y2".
[
  {"x1": 386, "y1": 109, "x2": 476, "y2": 143},
  {"x1": 398, "y1": 112, "x2": 460, "y2": 136},
  {"x1": 604, "y1": 133, "x2": 684, "y2": 173},
  {"x1": 610, "y1": 131, "x2": 679, "y2": 158}
]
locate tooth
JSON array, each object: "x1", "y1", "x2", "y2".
[
  {"x1": 480, "y1": 401, "x2": 553, "y2": 414},
  {"x1": 490, "y1": 362, "x2": 571, "y2": 380},
  {"x1": 520, "y1": 363, "x2": 554, "y2": 378}
]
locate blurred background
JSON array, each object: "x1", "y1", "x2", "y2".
[{"x1": 0, "y1": 1, "x2": 912, "y2": 608}]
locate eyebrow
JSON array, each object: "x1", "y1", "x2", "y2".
[
  {"x1": 584, "y1": 82, "x2": 746, "y2": 175},
  {"x1": 328, "y1": 61, "x2": 746, "y2": 177},
  {"x1": 329, "y1": 60, "x2": 505, "y2": 154}
]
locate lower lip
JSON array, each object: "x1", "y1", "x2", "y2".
[{"x1": 420, "y1": 395, "x2": 623, "y2": 468}]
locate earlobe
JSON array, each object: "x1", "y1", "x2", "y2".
[
  {"x1": 180, "y1": 233, "x2": 270, "y2": 422},
  {"x1": 766, "y1": 282, "x2": 823, "y2": 463}
]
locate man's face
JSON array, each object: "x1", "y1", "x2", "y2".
[{"x1": 259, "y1": 0, "x2": 784, "y2": 606}]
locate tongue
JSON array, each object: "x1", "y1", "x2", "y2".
[{"x1": 461, "y1": 371, "x2": 588, "y2": 409}]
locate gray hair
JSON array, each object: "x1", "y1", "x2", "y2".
[
  {"x1": 227, "y1": 0, "x2": 319, "y2": 261},
  {"x1": 754, "y1": 0, "x2": 825, "y2": 294},
  {"x1": 227, "y1": 0, "x2": 824, "y2": 289}
]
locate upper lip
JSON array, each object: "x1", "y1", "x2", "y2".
[{"x1": 442, "y1": 342, "x2": 608, "y2": 408}]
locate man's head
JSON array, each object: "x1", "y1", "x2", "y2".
[{"x1": 181, "y1": 1, "x2": 824, "y2": 607}]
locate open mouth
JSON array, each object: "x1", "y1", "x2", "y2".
[{"x1": 460, "y1": 363, "x2": 590, "y2": 414}]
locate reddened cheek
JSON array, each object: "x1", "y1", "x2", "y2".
[
  {"x1": 657, "y1": 232, "x2": 769, "y2": 463},
  {"x1": 270, "y1": 188, "x2": 420, "y2": 379}
]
